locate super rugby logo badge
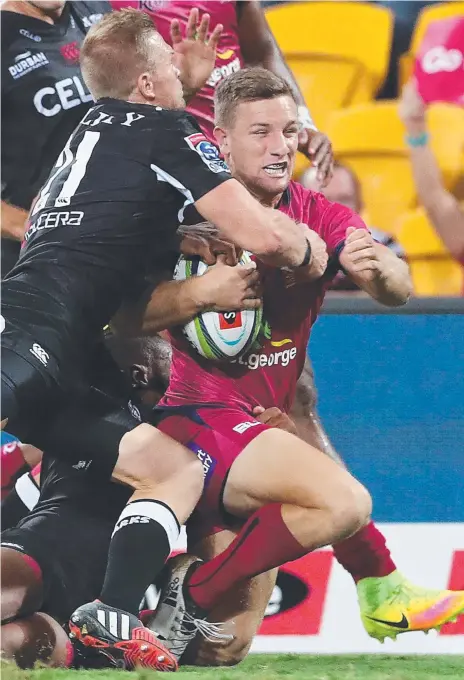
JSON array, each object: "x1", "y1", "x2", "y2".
[{"x1": 184, "y1": 133, "x2": 230, "y2": 174}]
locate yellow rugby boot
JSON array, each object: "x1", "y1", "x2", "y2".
[{"x1": 357, "y1": 570, "x2": 464, "y2": 642}]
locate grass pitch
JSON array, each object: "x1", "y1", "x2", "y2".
[{"x1": 2, "y1": 655, "x2": 464, "y2": 680}]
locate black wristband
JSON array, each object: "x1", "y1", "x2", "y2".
[{"x1": 298, "y1": 238, "x2": 312, "y2": 267}]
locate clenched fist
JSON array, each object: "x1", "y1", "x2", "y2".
[{"x1": 339, "y1": 227, "x2": 380, "y2": 281}]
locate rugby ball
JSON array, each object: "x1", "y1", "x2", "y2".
[{"x1": 173, "y1": 253, "x2": 263, "y2": 361}]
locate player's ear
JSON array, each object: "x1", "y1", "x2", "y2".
[
  {"x1": 213, "y1": 126, "x2": 229, "y2": 155},
  {"x1": 131, "y1": 364, "x2": 149, "y2": 388},
  {"x1": 137, "y1": 72, "x2": 156, "y2": 102}
]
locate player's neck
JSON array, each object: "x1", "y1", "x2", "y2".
[
  {"x1": 2, "y1": 1, "x2": 64, "y2": 23},
  {"x1": 252, "y1": 190, "x2": 284, "y2": 209},
  {"x1": 234, "y1": 176, "x2": 283, "y2": 208}
]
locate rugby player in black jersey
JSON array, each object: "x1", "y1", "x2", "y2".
[
  {"x1": 1, "y1": 9, "x2": 313, "y2": 670},
  {"x1": 1, "y1": 283, "x2": 263, "y2": 669},
  {"x1": 1, "y1": 0, "x2": 111, "y2": 492}
]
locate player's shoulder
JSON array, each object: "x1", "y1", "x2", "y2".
[
  {"x1": 0, "y1": 11, "x2": 26, "y2": 53},
  {"x1": 286, "y1": 180, "x2": 366, "y2": 238},
  {"x1": 289, "y1": 180, "x2": 359, "y2": 219},
  {"x1": 286, "y1": 180, "x2": 332, "y2": 213},
  {"x1": 284, "y1": 180, "x2": 325, "y2": 218}
]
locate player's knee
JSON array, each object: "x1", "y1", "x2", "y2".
[
  {"x1": 171, "y1": 454, "x2": 204, "y2": 507},
  {"x1": 328, "y1": 477, "x2": 372, "y2": 540}
]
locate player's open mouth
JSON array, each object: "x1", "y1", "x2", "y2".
[{"x1": 263, "y1": 162, "x2": 288, "y2": 177}]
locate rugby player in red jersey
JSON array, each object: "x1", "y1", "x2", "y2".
[
  {"x1": 128, "y1": 68, "x2": 463, "y2": 661},
  {"x1": 111, "y1": 0, "x2": 333, "y2": 185},
  {"x1": 105, "y1": 3, "x2": 445, "y2": 638}
]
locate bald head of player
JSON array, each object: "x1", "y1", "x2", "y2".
[
  {"x1": 80, "y1": 8, "x2": 185, "y2": 109},
  {"x1": 214, "y1": 67, "x2": 299, "y2": 207}
]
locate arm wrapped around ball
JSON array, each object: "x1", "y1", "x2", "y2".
[{"x1": 112, "y1": 255, "x2": 262, "y2": 338}]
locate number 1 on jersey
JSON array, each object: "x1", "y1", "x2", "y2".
[{"x1": 31, "y1": 130, "x2": 100, "y2": 216}]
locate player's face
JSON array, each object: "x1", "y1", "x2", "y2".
[
  {"x1": 141, "y1": 36, "x2": 185, "y2": 109},
  {"x1": 217, "y1": 96, "x2": 298, "y2": 203}
]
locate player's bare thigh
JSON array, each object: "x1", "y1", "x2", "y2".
[
  {"x1": 182, "y1": 529, "x2": 277, "y2": 667},
  {"x1": 223, "y1": 427, "x2": 371, "y2": 547},
  {"x1": 113, "y1": 424, "x2": 203, "y2": 523}
]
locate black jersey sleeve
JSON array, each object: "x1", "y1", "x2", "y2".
[{"x1": 148, "y1": 110, "x2": 232, "y2": 218}]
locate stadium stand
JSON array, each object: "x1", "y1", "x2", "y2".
[
  {"x1": 326, "y1": 102, "x2": 464, "y2": 237},
  {"x1": 265, "y1": 2, "x2": 394, "y2": 175},
  {"x1": 395, "y1": 206, "x2": 464, "y2": 296}
]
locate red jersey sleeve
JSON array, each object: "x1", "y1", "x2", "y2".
[{"x1": 316, "y1": 196, "x2": 368, "y2": 255}]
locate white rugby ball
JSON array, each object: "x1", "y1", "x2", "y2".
[{"x1": 173, "y1": 252, "x2": 263, "y2": 361}]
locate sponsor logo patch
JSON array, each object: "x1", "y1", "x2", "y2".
[
  {"x1": 72, "y1": 460, "x2": 92, "y2": 471},
  {"x1": 128, "y1": 400, "x2": 142, "y2": 422},
  {"x1": 140, "y1": 0, "x2": 169, "y2": 9},
  {"x1": 219, "y1": 311, "x2": 243, "y2": 330},
  {"x1": 187, "y1": 442, "x2": 217, "y2": 483},
  {"x1": 33, "y1": 76, "x2": 93, "y2": 117},
  {"x1": 114, "y1": 515, "x2": 150, "y2": 532},
  {"x1": 24, "y1": 211, "x2": 85, "y2": 241},
  {"x1": 235, "y1": 345, "x2": 298, "y2": 371},
  {"x1": 82, "y1": 13, "x2": 105, "y2": 29},
  {"x1": 232, "y1": 420, "x2": 261, "y2": 435},
  {"x1": 422, "y1": 46, "x2": 463, "y2": 74},
  {"x1": 19, "y1": 29, "x2": 41, "y2": 42},
  {"x1": 29, "y1": 343, "x2": 49, "y2": 367},
  {"x1": 207, "y1": 51, "x2": 241, "y2": 87},
  {"x1": 184, "y1": 133, "x2": 229, "y2": 174},
  {"x1": 60, "y1": 41, "x2": 80, "y2": 63},
  {"x1": 9, "y1": 51, "x2": 48, "y2": 80}
]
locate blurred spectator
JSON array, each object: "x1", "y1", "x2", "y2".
[
  {"x1": 399, "y1": 80, "x2": 464, "y2": 269},
  {"x1": 374, "y1": 1, "x2": 441, "y2": 99},
  {"x1": 300, "y1": 163, "x2": 404, "y2": 253},
  {"x1": 300, "y1": 162, "x2": 404, "y2": 291}
]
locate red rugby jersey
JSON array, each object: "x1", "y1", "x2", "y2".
[
  {"x1": 161, "y1": 181, "x2": 368, "y2": 414},
  {"x1": 111, "y1": 1, "x2": 244, "y2": 141}
]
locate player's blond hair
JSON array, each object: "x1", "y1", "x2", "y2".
[
  {"x1": 214, "y1": 67, "x2": 295, "y2": 129},
  {"x1": 80, "y1": 9, "x2": 163, "y2": 100}
]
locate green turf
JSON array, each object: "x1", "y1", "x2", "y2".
[{"x1": 2, "y1": 655, "x2": 464, "y2": 680}]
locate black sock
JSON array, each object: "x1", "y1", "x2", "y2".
[
  {"x1": 1, "y1": 472, "x2": 39, "y2": 530},
  {"x1": 100, "y1": 499, "x2": 180, "y2": 617}
]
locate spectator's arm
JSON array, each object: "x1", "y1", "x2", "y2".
[
  {"x1": 1, "y1": 201, "x2": 28, "y2": 241},
  {"x1": 237, "y1": 0, "x2": 307, "y2": 109},
  {"x1": 399, "y1": 81, "x2": 464, "y2": 263},
  {"x1": 236, "y1": 0, "x2": 333, "y2": 185}
]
